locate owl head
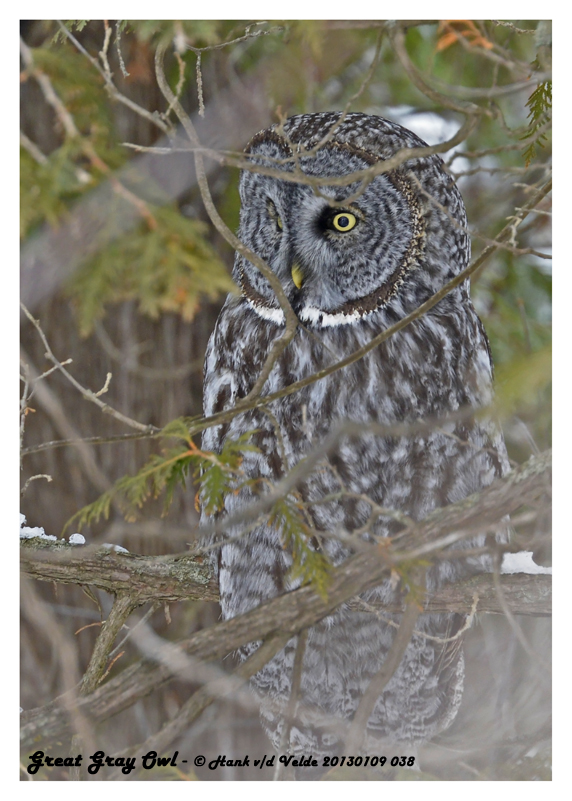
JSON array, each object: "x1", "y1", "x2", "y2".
[{"x1": 235, "y1": 112, "x2": 470, "y2": 328}]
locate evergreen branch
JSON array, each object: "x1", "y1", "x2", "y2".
[
  {"x1": 62, "y1": 426, "x2": 255, "y2": 530},
  {"x1": 270, "y1": 499, "x2": 332, "y2": 596},
  {"x1": 520, "y1": 80, "x2": 552, "y2": 166},
  {"x1": 20, "y1": 35, "x2": 159, "y2": 230}
]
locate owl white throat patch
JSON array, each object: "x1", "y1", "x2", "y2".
[{"x1": 244, "y1": 296, "x2": 371, "y2": 328}]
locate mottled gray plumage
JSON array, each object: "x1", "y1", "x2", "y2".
[{"x1": 201, "y1": 112, "x2": 508, "y2": 764}]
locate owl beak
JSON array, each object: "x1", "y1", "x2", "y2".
[{"x1": 291, "y1": 264, "x2": 304, "y2": 289}]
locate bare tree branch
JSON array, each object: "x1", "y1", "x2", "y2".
[
  {"x1": 20, "y1": 541, "x2": 218, "y2": 605},
  {"x1": 19, "y1": 540, "x2": 552, "y2": 617}
]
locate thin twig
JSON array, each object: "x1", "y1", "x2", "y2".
[
  {"x1": 354, "y1": 593, "x2": 479, "y2": 644},
  {"x1": 182, "y1": 22, "x2": 283, "y2": 54},
  {"x1": 390, "y1": 23, "x2": 489, "y2": 117},
  {"x1": 491, "y1": 21, "x2": 536, "y2": 35},
  {"x1": 56, "y1": 21, "x2": 169, "y2": 134},
  {"x1": 115, "y1": 21, "x2": 130, "y2": 77},
  {"x1": 98, "y1": 19, "x2": 113, "y2": 81},
  {"x1": 20, "y1": 348, "x2": 112, "y2": 494},
  {"x1": 345, "y1": 597, "x2": 422, "y2": 752},
  {"x1": 195, "y1": 53, "x2": 204, "y2": 117},
  {"x1": 21, "y1": 303, "x2": 159, "y2": 435},
  {"x1": 20, "y1": 131, "x2": 48, "y2": 164},
  {"x1": 21, "y1": 430, "x2": 160, "y2": 457},
  {"x1": 274, "y1": 628, "x2": 308, "y2": 780},
  {"x1": 21, "y1": 474, "x2": 52, "y2": 496}
]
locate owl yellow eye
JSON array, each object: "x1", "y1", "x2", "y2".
[
  {"x1": 276, "y1": 214, "x2": 283, "y2": 231},
  {"x1": 332, "y1": 212, "x2": 357, "y2": 232}
]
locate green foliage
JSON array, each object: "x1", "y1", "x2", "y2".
[
  {"x1": 197, "y1": 432, "x2": 259, "y2": 515},
  {"x1": 51, "y1": 20, "x2": 90, "y2": 44},
  {"x1": 31, "y1": 45, "x2": 121, "y2": 163},
  {"x1": 521, "y1": 80, "x2": 552, "y2": 166},
  {"x1": 20, "y1": 40, "x2": 125, "y2": 240},
  {"x1": 125, "y1": 20, "x2": 231, "y2": 47},
  {"x1": 270, "y1": 498, "x2": 332, "y2": 597},
  {"x1": 475, "y1": 257, "x2": 552, "y2": 368},
  {"x1": 493, "y1": 344, "x2": 551, "y2": 419},
  {"x1": 285, "y1": 21, "x2": 326, "y2": 59},
  {"x1": 67, "y1": 206, "x2": 235, "y2": 335},
  {"x1": 20, "y1": 141, "x2": 88, "y2": 236},
  {"x1": 64, "y1": 422, "x2": 257, "y2": 532}
]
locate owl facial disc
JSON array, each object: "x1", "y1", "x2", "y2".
[{"x1": 233, "y1": 112, "x2": 476, "y2": 329}]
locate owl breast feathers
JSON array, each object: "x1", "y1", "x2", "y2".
[{"x1": 201, "y1": 112, "x2": 509, "y2": 764}]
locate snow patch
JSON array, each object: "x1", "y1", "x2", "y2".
[
  {"x1": 19, "y1": 526, "x2": 56, "y2": 542},
  {"x1": 102, "y1": 543, "x2": 129, "y2": 554},
  {"x1": 501, "y1": 551, "x2": 552, "y2": 575},
  {"x1": 19, "y1": 512, "x2": 57, "y2": 541},
  {"x1": 69, "y1": 533, "x2": 86, "y2": 545}
]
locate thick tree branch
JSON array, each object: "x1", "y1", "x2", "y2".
[
  {"x1": 79, "y1": 594, "x2": 140, "y2": 695},
  {"x1": 19, "y1": 570, "x2": 551, "y2": 751},
  {"x1": 20, "y1": 448, "x2": 551, "y2": 610},
  {"x1": 20, "y1": 533, "x2": 552, "y2": 617},
  {"x1": 20, "y1": 541, "x2": 218, "y2": 604},
  {"x1": 20, "y1": 541, "x2": 551, "y2": 617}
]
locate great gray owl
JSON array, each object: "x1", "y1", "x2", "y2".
[{"x1": 201, "y1": 112, "x2": 509, "y2": 771}]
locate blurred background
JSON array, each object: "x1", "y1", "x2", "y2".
[{"x1": 20, "y1": 20, "x2": 551, "y2": 780}]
